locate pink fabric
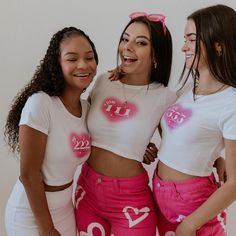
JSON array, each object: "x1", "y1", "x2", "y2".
[
  {"x1": 75, "y1": 162, "x2": 157, "y2": 236},
  {"x1": 153, "y1": 172, "x2": 227, "y2": 236}
]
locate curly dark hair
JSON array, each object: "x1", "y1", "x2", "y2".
[{"x1": 4, "y1": 26, "x2": 98, "y2": 153}]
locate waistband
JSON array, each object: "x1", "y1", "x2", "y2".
[
  {"x1": 80, "y1": 162, "x2": 149, "y2": 188},
  {"x1": 19, "y1": 177, "x2": 73, "y2": 192},
  {"x1": 153, "y1": 172, "x2": 217, "y2": 192}
]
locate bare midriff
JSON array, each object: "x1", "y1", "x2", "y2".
[
  {"x1": 87, "y1": 146, "x2": 145, "y2": 177},
  {"x1": 157, "y1": 161, "x2": 196, "y2": 181}
]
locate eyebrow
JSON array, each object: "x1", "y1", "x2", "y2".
[
  {"x1": 64, "y1": 51, "x2": 94, "y2": 56},
  {"x1": 123, "y1": 32, "x2": 150, "y2": 41},
  {"x1": 186, "y1": 33, "x2": 197, "y2": 37}
]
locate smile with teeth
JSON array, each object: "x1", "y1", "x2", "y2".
[
  {"x1": 73, "y1": 73, "x2": 90, "y2": 80},
  {"x1": 123, "y1": 56, "x2": 137, "y2": 64},
  {"x1": 186, "y1": 54, "x2": 194, "y2": 59}
]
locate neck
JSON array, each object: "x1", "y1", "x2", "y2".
[
  {"x1": 59, "y1": 90, "x2": 82, "y2": 117},
  {"x1": 121, "y1": 74, "x2": 150, "y2": 86},
  {"x1": 195, "y1": 72, "x2": 227, "y2": 95}
]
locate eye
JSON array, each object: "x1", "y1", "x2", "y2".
[
  {"x1": 86, "y1": 56, "x2": 95, "y2": 61},
  {"x1": 136, "y1": 41, "x2": 148, "y2": 46},
  {"x1": 67, "y1": 58, "x2": 77, "y2": 62},
  {"x1": 121, "y1": 36, "x2": 129, "y2": 42}
]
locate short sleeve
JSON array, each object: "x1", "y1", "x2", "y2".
[
  {"x1": 88, "y1": 73, "x2": 108, "y2": 102},
  {"x1": 219, "y1": 104, "x2": 236, "y2": 140},
  {"x1": 19, "y1": 92, "x2": 51, "y2": 134},
  {"x1": 165, "y1": 88, "x2": 177, "y2": 107}
]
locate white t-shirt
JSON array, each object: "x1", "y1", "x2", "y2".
[
  {"x1": 20, "y1": 92, "x2": 91, "y2": 185},
  {"x1": 159, "y1": 86, "x2": 236, "y2": 176},
  {"x1": 87, "y1": 73, "x2": 177, "y2": 162}
]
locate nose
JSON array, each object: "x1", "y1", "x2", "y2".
[
  {"x1": 76, "y1": 59, "x2": 87, "y2": 69},
  {"x1": 123, "y1": 41, "x2": 134, "y2": 51},
  {"x1": 182, "y1": 41, "x2": 189, "y2": 52}
]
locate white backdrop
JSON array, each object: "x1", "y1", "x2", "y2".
[{"x1": 0, "y1": 0, "x2": 235, "y2": 235}]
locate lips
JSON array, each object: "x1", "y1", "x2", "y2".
[
  {"x1": 123, "y1": 55, "x2": 137, "y2": 62},
  {"x1": 185, "y1": 54, "x2": 194, "y2": 59},
  {"x1": 73, "y1": 73, "x2": 91, "y2": 80}
]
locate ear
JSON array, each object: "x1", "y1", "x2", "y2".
[{"x1": 215, "y1": 42, "x2": 222, "y2": 56}]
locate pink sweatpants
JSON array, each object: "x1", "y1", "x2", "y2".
[
  {"x1": 75, "y1": 162, "x2": 157, "y2": 236},
  {"x1": 153, "y1": 172, "x2": 227, "y2": 236}
]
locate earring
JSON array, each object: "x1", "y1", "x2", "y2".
[
  {"x1": 217, "y1": 48, "x2": 222, "y2": 56},
  {"x1": 215, "y1": 43, "x2": 222, "y2": 57},
  {"x1": 153, "y1": 61, "x2": 157, "y2": 69}
]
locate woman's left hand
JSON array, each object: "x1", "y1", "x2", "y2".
[
  {"x1": 214, "y1": 156, "x2": 227, "y2": 186},
  {"x1": 175, "y1": 220, "x2": 196, "y2": 236},
  {"x1": 143, "y1": 142, "x2": 158, "y2": 165}
]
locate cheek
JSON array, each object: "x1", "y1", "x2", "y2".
[
  {"x1": 60, "y1": 65, "x2": 70, "y2": 76},
  {"x1": 90, "y1": 62, "x2": 97, "y2": 74}
]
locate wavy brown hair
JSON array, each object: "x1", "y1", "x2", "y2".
[{"x1": 4, "y1": 27, "x2": 98, "y2": 153}]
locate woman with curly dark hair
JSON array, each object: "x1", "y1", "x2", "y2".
[{"x1": 4, "y1": 26, "x2": 98, "y2": 236}]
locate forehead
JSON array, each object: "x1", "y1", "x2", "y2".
[
  {"x1": 60, "y1": 35, "x2": 92, "y2": 53},
  {"x1": 184, "y1": 19, "x2": 196, "y2": 35},
  {"x1": 125, "y1": 22, "x2": 150, "y2": 37}
]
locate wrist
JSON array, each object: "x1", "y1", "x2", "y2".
[{"x1": 181, "y1": 217, "x2": 198, "y2": 232}]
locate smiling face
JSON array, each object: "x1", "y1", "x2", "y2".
[
  {"x1": 182, "y1": 19, "x2": 208, "y2": 72},
  {"x1": 59, "y1": 35, "x2": 97, "y2": 93},
  {"x1": 118, "y1": 22, "x2": 153, "y2": 80}
]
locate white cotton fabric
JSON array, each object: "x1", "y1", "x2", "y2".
[
  {"x1": 87, "y1": 73, "x2": 177, "y2": 162},
  {"x1": 159, "y1": 86, "x2": 236, "y2": 176}
]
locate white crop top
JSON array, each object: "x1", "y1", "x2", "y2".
[
  {"x1": 159, "y1": 86, "x2": 236, "y2": 176},
  {"x1": 87, "y1": 73, "x2": 177, "y2": 162},
  {"x1": 20, "y1": 92, "x2": 91, "y2": 185}
]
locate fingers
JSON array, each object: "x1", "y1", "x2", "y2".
[
  {"x1": 218, "y1": 170, "x2": 227, "y2": 186},
  {"x1": 143, "y1": 143, "x2": 158, "y2": 165},
  {"x1": 108, "y1": 69, "x2": 116, "y2": 81},
  {"x1": 214, "y1": 157, "x2": 226, "y2": 186},
  {"x1": 143, "y1": 154, "x2": 151, "y2": 165},
  {"x1": 107, "y1": 66, "x2": 127, "y2": 81}
]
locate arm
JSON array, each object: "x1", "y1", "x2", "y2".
[
  {"x1": 19, "y1": 125, "x2": 60, "y2": 236},
  {"x1": 176, "y1": 139, "x2": 236, "y2": 236},
  {"x1": 143, "y1": 124, "x2": 162, "y2": 164}
]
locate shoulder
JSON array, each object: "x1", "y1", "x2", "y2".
[
  {"x1": 162, "y1": 86, "x2": 178, "y2": 104},
  {"x1": 81, "y1": 98, "x2": 90, "y2": 111},
  {"x1": 93, "y1": 72, "x2": 111, "y2": 86},
  {"x1": 24, "y1": 91, "x2": 53, "y2": 113},
  {"x1": 27, "y1": 91, "x2": 52, "y2": 105}
]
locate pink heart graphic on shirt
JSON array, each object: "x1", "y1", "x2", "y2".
[
  {"x1": 164, "y1": 104, "x2": 192, "y2": 129},
  {"x1": 123, "y1": 206, "x2": 150, "y2": 228},
  {"x1": 79, "y1": 222, "x2": 106, "y2": 236},
  {"x1": 69, "y1": 132, "x2": 91, "y2": 158},
  {"x1": 101, "y1": 97, "x2": 138, "y2": 122}
]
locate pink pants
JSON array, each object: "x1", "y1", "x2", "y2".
[
  {"x1": 75, "y1": 162, "x2": 157, "y2": 236},
  {"x1": 153, "y1": 172, "x2": 227, "y2": 236}
]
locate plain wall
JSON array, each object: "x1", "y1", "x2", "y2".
[{"x1": 0, "y1": 0, "x2": 235, "y2": 235}]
